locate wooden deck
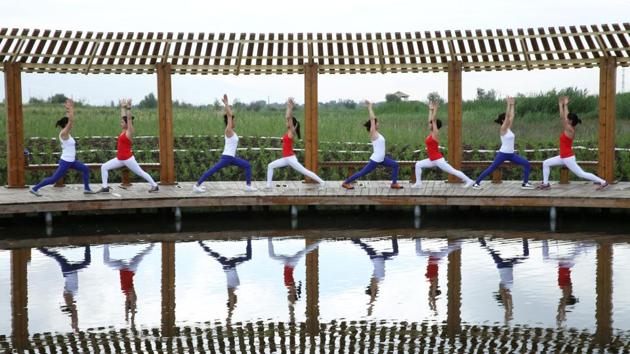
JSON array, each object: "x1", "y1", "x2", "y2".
[{"x1": 2, "y1": 180, "x2": 630, "y2": 215}]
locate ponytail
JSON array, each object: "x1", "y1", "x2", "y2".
[
  {"x1": 292, "y1": 117, "x2": 301, "y2": 139},
  {"x1": 55, "y1": 117, "x2": 69, "y2": 129}
]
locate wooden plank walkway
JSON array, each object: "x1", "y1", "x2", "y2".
[{"x1": 1, "y1": 180, "x2": 630, "y2": 215}]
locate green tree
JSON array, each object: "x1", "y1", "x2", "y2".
[
  {"x1": 385, "y1": 93, "x2": 401, "y2": 103},
  {"x1": 48, "y1": 93, "x2": 68, "y2": 104},
  {"x1": 138, "y1": 93, "x2": 158, "y2": 109}
]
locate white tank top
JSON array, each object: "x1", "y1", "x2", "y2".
[
  {"x1": 369, "y1": 133, "x2": 385, "y2": 162},
  {"x1": 59, "y1": 133, "x2": 76, "y2": 162},
  {"x1": 222, "y1": 132, "x2": 239, "y2": 157},
  {"x1": 499, "y1": 129, "x2": 515, "y2": 154}
]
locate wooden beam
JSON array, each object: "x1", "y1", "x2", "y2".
[
  {"x1": 11, "y1": 248, "x2": 29, "y2": 351},
  {"x1": 4, "y1": 62, "x2": 26, "y2": 188},
  {"x1": 446, "y1": 242, "x2": 461, "y2": 337},
  {"x1": 303, "y1": 63, "x2": 319, "y2": 183},
  {"x1": 305, "y1": 239, "x2": 319, "y2": 337},
  {"x1": 447, "y1": 61, "x2": 463, "y2": 183},
  {"x1": 161, "y1": 241, "x2": 176, "y2": 337},
  {"x1": 595, "y1": 242, "x2": 612, "y2": 346},
  {"x1": 156, "y1": 63, "x2": 176, "y2": 185},
  {"x1": 598, "y1": 57, "x2": 616, "y2": 182}
]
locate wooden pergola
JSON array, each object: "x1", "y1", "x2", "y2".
[{"x1": 2, "y1": 24, "x2": 629, "y2": 187}]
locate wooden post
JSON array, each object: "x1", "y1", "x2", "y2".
[
  {"x1": 595, "y1": 242, "x2": 612, "y2": 346},
  {"x1": 446, "y1": 242, "x2": 461, "y2": 337},
  {"x1": 303, "y1": 63, "x2": 319, "y2": 183},
  {"x1": 305, "y1": 239, "x2": 319, "y2": 336},
  {"x1": 11, "y1": 248, "x2": 30, "y2": 351},
  {"x1": 4, "y1": 62, "x2": 26, "y2": 188},
  {"x1": 598, "y1": 57, "x2": 616, "y2": 182},
  {"x1": 156, "y1": 63, "x2": 176, "y2": 185},
  {"x1": 447, "y1": 61, "x2": 463, "y2": 183},
  {"x1": 161, "y1": 241, "x2": 176, "y2": 337}
]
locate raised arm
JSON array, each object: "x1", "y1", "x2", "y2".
[
  {"x1": 366, "y1": 101, "x2": 378, "y2": 140},
  {"x1": 501, "y1": 96, "x2": 515, "y2": 134},
  {"x1": 559, "y1": 96, "x2": 571, "y2": 133},
  {"x1": 428, "y1": 101, "x2": 440, "y2": 138},
  {"x1": 285, "y1": 97, "x2": 297, "y2": 138},
  {"x1": 60, "y1": 99, "x2": 74, "y2": 140},
  {"x1": 222, "y1": 94, "x2": 234, "y2": 138},
  {"x1": 123, "y1": 98, "x2": 135, "y2": 138}
]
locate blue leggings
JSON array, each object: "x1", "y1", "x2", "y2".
[
  {"x1": 33, "y1": 159, "x2": 91, "y2": 191},
  {"x1": 198, "y1": 155, "x2": 252, "y2": 185},
  {"x1": 475, "y1": 152, "x2": 531, "y2": 184},
  {"x1": 344, "y1": 157, "x2": 399, "y2": 184}
]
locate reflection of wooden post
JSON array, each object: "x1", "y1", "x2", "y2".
[
  {"x1": 447, "y1": 61, "x2": 463, "y2": 183},
  {"x1": 11, "y1": 248, "x2": 30, "y2": 351},
  {"x1": 305, "y1": 239, "x2": 319, "y2": 336},
  {"x1": 446, "y1": 242, "x2": 461, "y2": 337},
  {"x1": 4, "y1": 62, "x2": 26, "y2": 188},
  {"x1": 157, "y1": 63, "x2": 176, "y2": 185},
  {"x1": 595, "y1": 242, "x2": 612, "y2": 346},
  {"x1": 304, "y1": 63, "x2": 319, "y2": 183},
  {"x1": 161, "y1": 242, "x2": 176, "y2": 337},
  {"x1": 598, "y1": 57, "x2": 616, "y2": 182}
]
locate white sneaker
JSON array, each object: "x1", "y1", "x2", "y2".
[
  {"x1": 265, "y1": 184, "x2": 273, "y2": 190},
  {"x1": 463, "y1": 181, "x2": 474, "y2": 188},
  {"x1": 472, "y1": 183, "x2": 483, "y2": 190},
  {"x1": 318, "y1": 182, "x2": 326, "y2": 189},
  {"x1": 192, "y1": 184, "x2": 206, "y2": 193},
  {"x1": 521, "y1": 182, "x2": 535, "y2": 190},
  {"x1": 245, "y1": 185, "x2": 257, "y2": 192},
  {"x1": 411, "y1": 183, "x2": 423, "y2": 189}
]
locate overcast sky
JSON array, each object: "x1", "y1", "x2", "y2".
[{"x1": 0, "y1": 0, "x2": 628, "y2": 105}]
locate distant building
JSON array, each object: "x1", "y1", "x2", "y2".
[{"x1": 391, "y1": 91, "x2": 410, "y2": 101}]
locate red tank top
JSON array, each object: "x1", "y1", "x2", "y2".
[
  {"x1": 558, "y1": 267, "x2": 571, "y2": 288},
  {"x1": 119, "y1": 269, "x2": 135, "y2": 294},
  {"x1": 282, "y1": 134, "x2": 294, "y2": 157},
  {"x1": 559, "y1": 132, "x2": 574, "y2": 158},
  {"x1": 425, "y1": 135, "x2": 443, "y2": 161},
  {"x1": 283, "y1": 265, "x2": 295, "y2": 286},
  {"x1": 117, "y1": 131, "x2": 133, "y2": 160}
]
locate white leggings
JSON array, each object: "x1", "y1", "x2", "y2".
[
  {"x1": 101, "y1": 156, "x2": 157, "y2": 188},
  {"x1": 415, "y1": 158, "x2": 473, "y2": 184},
  {"x1": 267, "y1": 155, "x2": 324, "y2": 186},
  {"x1": 542, "y1": 155, "x2": 605, "y2": 185}
]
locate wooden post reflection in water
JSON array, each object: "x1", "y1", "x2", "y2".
[
  {"x1": 446, "y1": 241, "x2": 462, "y2": 337},
  {"x1": 305, "y1": 239, "x2": 320, "y2": 337},
  {"x1": 595, "y1": 242, "x2": 613, "y2": 346},
  {"x1": 161, "y1": 242, "x2": 176, "y2": 337},
  {"x1": 11, "y1": 248, "x2": 30, "y2": 351}
]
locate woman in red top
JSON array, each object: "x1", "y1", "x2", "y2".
[
  {"x1": 538, "y1": 96, "x2": 608, "y2": 190},
  {"x1": 266, "y1": 98, "x2": 325, "y2": 188},
  {"x1": 98, "y1": 99, "x2": 159, "y2": 193},
  {"x1": 412, "y1": 101, "x2": 473, "y2": 188}
]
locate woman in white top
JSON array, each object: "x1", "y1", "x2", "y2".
[
  {"x1": 193, "y1": 94, "x2": 255, "y2": 192},
  {"x1": 472, "y1": 96, "x2": 533, "y2": 190},
  {"x1": 30, "y1": 99, "x2": 94, "y2": 196},
  {"x1": 341, "y1": 101, "x2": 402, "y2": 189}
]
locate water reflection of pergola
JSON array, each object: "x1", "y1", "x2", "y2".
[
  {"x1": 2, "y1": 25, "x2": 629, "y2": 187},
  {"x1": 6, "y1": 232, "x2": 618, "y2": 351}
]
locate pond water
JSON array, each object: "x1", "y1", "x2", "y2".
[{"x1": 1, "y1": 213, "x2": 630, "y2": 352}]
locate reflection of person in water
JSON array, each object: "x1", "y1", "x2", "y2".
[
  {"x1": 542, "y1": 240, "x2": 592, "y2": 327},
  {"x1": 199, "y1": 239, "x2": 252, "y2": 325},
  {"x1": 268, "y1": 238, "x2": 321, "y2": 323},
  {"x1": 103, "y1": 243, "x2": 154, "y2": 328},
  {"x1": 479, "y1": 237, "x2": 529, "y2": 325},
  {"x1": 38, "y1": 246, "x2": 91, "y2": 332},
  {"x1": 352, "y1": 237, "x2": 399, "y2": 316},
  {"x1": 415, "y1": 238, "x2": 462, "y2": 314}
]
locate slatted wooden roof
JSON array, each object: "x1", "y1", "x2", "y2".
[
  {"x1": 2, "y1": 320, "x2": 627, "y2": 353},
  {"x1": 1, "y1": 24, "x2": 629, "y2": 75}
]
